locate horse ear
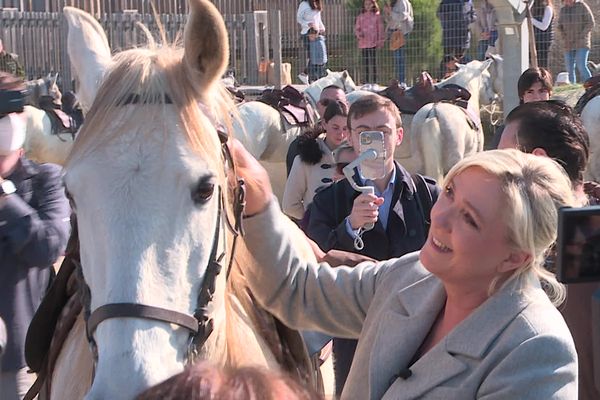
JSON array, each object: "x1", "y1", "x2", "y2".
[
  {"x1": 51, "y1": 73, "x2": 59, "y2": 87},
  {"x1": 342, "y1": 70, "x2": 348, "y2": 80},
  {"x1": 480, "y1": 58, "x2": 493, "y2": 71},
  {"x1": 64, "y1": 6, "x2": 112, "y2": 113},
  {"x1": 183, "y1": 0, "x2": 229, "y2": 93}
]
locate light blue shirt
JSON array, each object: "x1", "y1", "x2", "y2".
[{"x1": 345, "y1": 168, "x2": 397, "y2": 237}]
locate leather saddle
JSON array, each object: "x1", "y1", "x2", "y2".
[
  {"x1": 38, "y1": 95, "x2": 80, "y2": 138},
  {"x1": 258, "y1": 85, "x2": 315, "y2": 128},
  {"x1": 380, "y1": 71, "x2": 471, "y2": 114},
  {"x1": 575, "y1": 75, "x2": 600, "y2": 115}
]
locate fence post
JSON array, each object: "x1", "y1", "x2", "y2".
[
  {"x1": 269, "y1": 10, "x2": 282, "y2": 89},
  {"x1": 245, "y1": 10, "x2": 269, "y2": 85}
]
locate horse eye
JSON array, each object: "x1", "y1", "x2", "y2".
[{"x1": 191, "y1": 181, "x2": 215, "y2": 204}]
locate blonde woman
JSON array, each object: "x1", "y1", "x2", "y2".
[{"x1": 233, "y1": 145, "x2": 578, "y2": 400}]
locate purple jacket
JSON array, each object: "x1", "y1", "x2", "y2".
[{"x1": 0, "y1": 157, "x2": 70, "y2": 371}]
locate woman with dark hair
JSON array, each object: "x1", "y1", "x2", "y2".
[
  {"x1": 355, "y1": 0, "x2": 385, "y2": 84},
  {"x1": 531, "y1": 0, "x2": 554, "y2": 68},
  {"x1": 517, "y1": 67, "x2": 553, "y2": 104},
  {"x1": 297, "y1": 0, "x2": 327, "y2": 83},
  {"x1": 283, "y1": 101, "x2": 349, "y2": 221},
  {"x1": 489, "y1": 67, "x2": 553, "y2": 148}
]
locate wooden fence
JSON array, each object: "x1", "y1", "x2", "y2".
[{"x1": 0, "y1": 8, "x2": 283, "y2": 89}]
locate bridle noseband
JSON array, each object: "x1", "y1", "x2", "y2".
[{"x1": 80, "y1": 101, "x2": 246, "y2": 368}]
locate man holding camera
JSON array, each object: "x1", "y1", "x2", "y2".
[
  {"x1": 0, "y1": 72, "x2": 70, "y2": 399},
  {"x1": 306, "y1": 95, "x2": 440, "y2": 395}
]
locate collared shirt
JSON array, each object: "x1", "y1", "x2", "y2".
[{"x1": 345, "y1": 168, "x2": 397, "y2": 237}]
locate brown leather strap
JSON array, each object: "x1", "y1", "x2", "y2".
[{"x1": 87, "y1": 303, "x2": 199, "y2": 338}]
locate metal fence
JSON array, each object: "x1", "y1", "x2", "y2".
[{"x1": 2, "y1": 1, "x2": 600, "y2": 88}]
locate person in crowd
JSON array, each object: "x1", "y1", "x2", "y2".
[
  {"x1": 283, "y1": 101, "x2": 348, "y2": 221},
  {"x1": 489, "y1": 67, "x2": 553, "y2": 149},
  {"x1": 354, "y1": 0, "x2": 385, "y2": 84},
  {"x1": 0, "y1": 72, "x2": 70, "y2": 399},
  {"x1": 558, "y1": 0, "x2": 594, "y2": 84},
  {"x1": 384, "y1": 0, "x2": 414, "y2": 84},
  {"x1": 307, "y1": 95, "x2": 440, "y2": 395},
  {"x1": 531, "y1": 0, "x2": 554, "y2": 68},
  {"x1": 517, "y1": 66, "x2": 553, "y2": 104},
  {"x1": 136, "y1": 361, "x2": 321, "y2": 400},
  {"x1": 297, "y1": 0, "x2": 326, "y2": 83},
  {"x1": 332, "y1": 142, "x2": 357, "y2": 182},
  {"x1": 230, "y1": 139, "x2": 579, "y2": 399},
  {"x1": 286, "y1": 85, "x2": 348, "y2": 176},
  {"x1": 0, "y1": 40, "x2": 24, "y2": 79},
  {"x1": 476, "y1": 0, "x2": 498, "y2": 60},
  {"x1": 437, "y1": 0, "x2": 477, "y2": 77},
  {"x1": 497, "y1": 100, "x2": 599, "y2": 400}
]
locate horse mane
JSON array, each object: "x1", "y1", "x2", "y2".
[{"x1": 66, "y1": 42, "x2": 236, "y2": 180}]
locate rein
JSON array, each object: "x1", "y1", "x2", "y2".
[{"x1": 80, "y1": 101, "x2": 246, "y2": 371}]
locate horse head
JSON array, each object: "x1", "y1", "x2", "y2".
[
  {"x1": 63, "y1": 1, "x2": 236, "y2": 398},
  {"x1": 445, "y1": 59, "x2": 494, "y2": 106}
]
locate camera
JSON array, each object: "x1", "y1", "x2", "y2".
[
  {"x1": 0, "y1": 90, "x2": 26, "y2": 115},
  {"x1": 557, "y1": 206, "x2": 600, "y2": 284}
]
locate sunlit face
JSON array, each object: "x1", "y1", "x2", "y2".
[
  {"x1": 317, "y1": 88, "x2": 347, "y2": 117},
  {"x1": 419, "y1": 167, "x2": 519, "y2": 290},
  {"x1": 364, "y1": 0, "x2": 376, "y2": 11},
  {"x1": 324, "y1": 115, "x2": 348, "y2": 149},
  {"x1": 347, "y1": 108, "x2": 402, "y2": 175},
  {"x1": 521, "y1": 82, "x2": 551, "y2": 103},
  {"x1": 497, "y1": 120, "x2": 520, "y2": 150}
]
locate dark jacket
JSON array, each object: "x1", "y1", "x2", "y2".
[
  {"x1": 307, "y1": 162, "x2": 439, "y2": 260},
  {"x1": 0, "y1": 157, "x2": 70, "y2": 371}
]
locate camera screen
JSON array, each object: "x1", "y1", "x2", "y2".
[{"x1": 557, "y1": 206, "x2": 600, "y2": 284}]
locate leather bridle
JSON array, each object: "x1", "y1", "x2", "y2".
[{"x1": 79, "y1": 106, "x2": 246, "y2": 368}]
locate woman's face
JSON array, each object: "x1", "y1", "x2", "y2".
[
  {"x1": 521, "y1": 82, "x2": 551, "y2": 103},
  {"x1": 419, "y1": 167, "x2": 521, "y2": 291},
  {"x1": 324, "y1": 115, "x2": 348, "y2": 149},
  {"x1": 364, "y1": 0, "x2": 376, "y2": 11}
]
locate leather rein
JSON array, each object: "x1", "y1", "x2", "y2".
[{"x1": 80, "y1": 105, "x2": 246, "y2": 367}]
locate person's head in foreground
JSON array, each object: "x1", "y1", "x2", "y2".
[
  {"x1": 517, "y1": 67, "x2": 553, "y2": 104},
  {"x1": 497, "y1": 100, "x2": 589, "y2": 202},
  {"x1": 135, "y1": 361, "x2": 321, "y2": 400},
  {"x1": 419, "y1": 149, "x2": 576, "y2": 306}
]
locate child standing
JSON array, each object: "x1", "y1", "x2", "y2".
[{"x1": 354, "y1": 0, "x2": 385, "y2": 84}]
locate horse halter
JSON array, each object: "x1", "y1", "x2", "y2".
[{"x1": 79, "y1": 103, "x2": 246, "y2": 367}]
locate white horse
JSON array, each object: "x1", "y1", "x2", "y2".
[
  {"x1": 408, "y1": 58, "x2": 495, "y2": 182},
  {"x1": 22, "y1": 105, "x2": 75, "y2": 165},
  {"x1": 580, "y1": 98, "x2": 600, "y2": 181},
  {"x1": 46, "y1": 3, "x2": 317, "y2": 399},
  {"x1": 234, "y1": 71, "x2": 356, "y2": 199},
  {"x1": 345, "y1": 58, "x2": 499, "y2": 181}
]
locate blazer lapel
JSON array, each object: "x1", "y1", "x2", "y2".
[
  {"x1": 394, "y1": 277, "x2": 539, "y2": 399},
  {"x1": 368, "y1": 275, "x2": 446, "y2": 399}
]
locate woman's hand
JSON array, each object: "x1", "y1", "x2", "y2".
[{"x1": 229, "y1": 138, "x2": 273, "y2": 217}]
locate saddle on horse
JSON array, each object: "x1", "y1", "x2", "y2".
[
  {"x1": 258, "y1": 85, "x2": 316, "y2": 128},
  {"x1": 38, "y1": 95, "x2": 80, "y2": 138},
  {"x1": 380, "y1": 71, "x2": 471, "y2": 114},
  {"x1": 575, "y1": 75, "x2": 600, "y2": 115}
]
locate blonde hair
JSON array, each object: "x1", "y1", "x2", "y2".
[{"x1": 444, "y1": 149, "x2": 576, "y2": 305}]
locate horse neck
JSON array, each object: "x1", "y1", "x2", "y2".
[{"x1": 445, "y1": 70, "x2": 482, "y2": 108}]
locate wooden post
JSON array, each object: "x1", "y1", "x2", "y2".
[
  {"x1": 270, "y1": 10, "x2": 282, "y2": 89},
  {"x1": 525, "y1": 0, "x2": 538, "y2": 68}
]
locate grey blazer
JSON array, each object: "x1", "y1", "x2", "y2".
[{"x1": 244, "y1": 201, "x2": 578, "y2": 399}]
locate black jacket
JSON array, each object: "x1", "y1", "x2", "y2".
[{"x1": 307, "y1": 162, "x2": 439, "y2": 261}]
